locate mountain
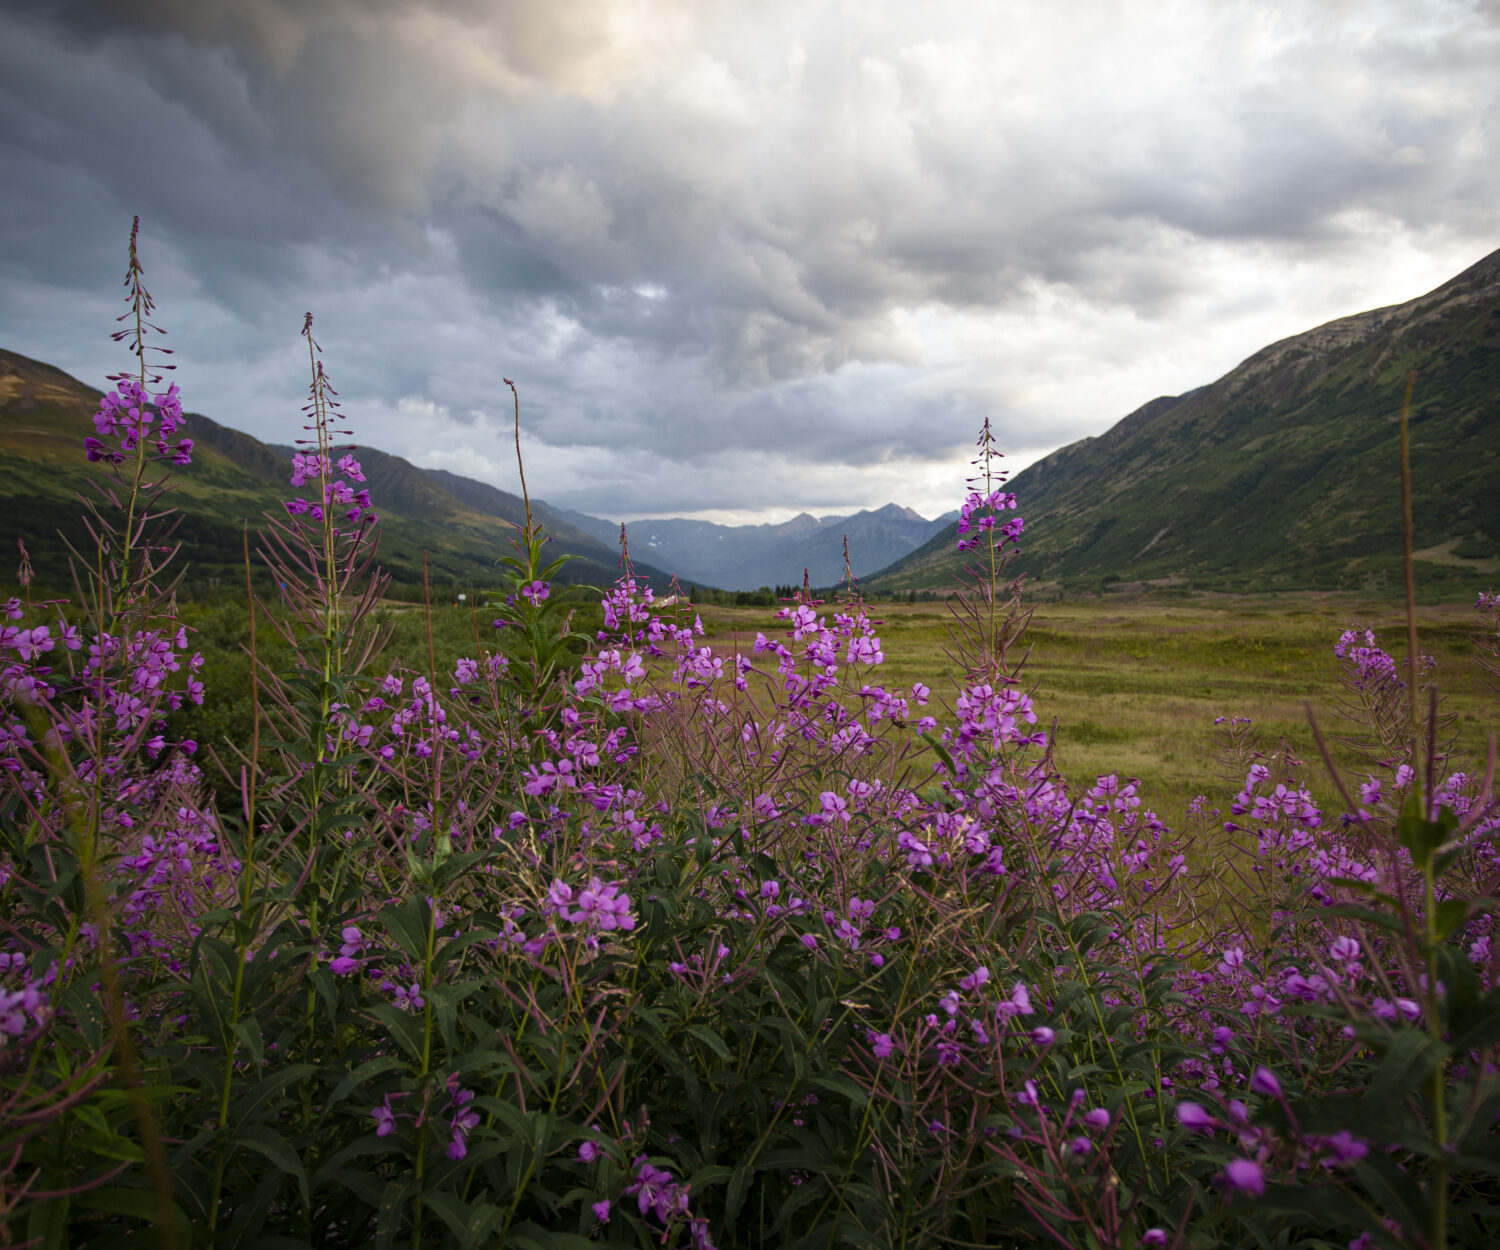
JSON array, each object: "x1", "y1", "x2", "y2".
[
  {"x1": 572, "y1": 502, "x2": 951, "y2": 592},
  {"x1": 868, "y1": 248, "x2": 1500, "y2": 598},
  {"x1": 0, "y1": 349, "x2": 673, "y2": 597}
]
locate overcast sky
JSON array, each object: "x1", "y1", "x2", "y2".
[{"x1": 2, "y1": 0, "x2": 1496, "y2": 525}]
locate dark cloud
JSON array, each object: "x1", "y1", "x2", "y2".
[{"x1": 1, "y1": 0, "x2": 1496, "y2": 520}]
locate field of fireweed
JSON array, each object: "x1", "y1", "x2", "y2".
[{"x1": 1, "y1": 225, "x2": 1497, "y2": 1250}]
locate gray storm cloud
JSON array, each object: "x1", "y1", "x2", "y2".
[{"x1": 1, "y1": 0, "x2": 1497, "y2": 520}]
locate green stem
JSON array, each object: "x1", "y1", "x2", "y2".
[
  {"x1": 209, "y1": 530, "x2": 263, "y2": 1232},
  {"x1": 412, "y1": 900, "x2": 438, "y2": 1248},
  {"x1": 1424, "y1": 858, "x2": 1448, "y2": 1250}
]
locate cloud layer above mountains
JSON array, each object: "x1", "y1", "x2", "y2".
[{"x1": 2, "y1": 0, "x2": 1496, "y2": 522}]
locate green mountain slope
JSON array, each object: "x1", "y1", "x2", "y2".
[
  {"x1": 869, "y1": 248, "x2": 1500, "y2": 598},
  {"x1": 0, "y1": 349, "x2": 670, "y2": 597}
]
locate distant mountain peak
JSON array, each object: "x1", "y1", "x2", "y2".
[
  {"x1": 869, "y1": 502, "x2": 926, "y2": 522},
  {"x1": 777, "y1": 512, "x2": 821, "y2": 535}
]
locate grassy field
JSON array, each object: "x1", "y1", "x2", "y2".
[
  {"x1": 694, "y1": 593, "x2": 1497, "y2": 826},
  {"x1": 168, "y1": 587, "x2": 1496, "y2": 829}
]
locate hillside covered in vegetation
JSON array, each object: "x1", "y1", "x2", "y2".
[{"x1": 869, "y1": 249, "x2": 1500, "y2": 598}]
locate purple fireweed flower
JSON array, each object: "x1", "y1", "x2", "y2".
[
  {"x1": 869, "y1": 1031, "x2": 895, "y2": 1059},
  {"x1": 1329, "y1": 936, "x2": 1361, "y2": 962},
  {"x1": 1249, "y1": 1067, "x2": 1282, "y2": 1098},
  {"x1": 1223, "y1": 1158, "x2": 1265, "y2": 1197},
  {"x1": 1334, "y1": 628, "x2": 1399, "y2": 686},
  {"x1": 1176, "y1": 1102, "x2": 1215, "y2": 1133},
  {"x1": 1084, "y1": 1108, "x2": 1111, "y2": 1131},
  {"x1": 896, "y1": 830, "x2": 934, "y2": 869},
  {"x1": 371, "y1": 1096, "x2": 398, "y2": 1137},
  {"x1": 390, "y1": 982, "x2": 424, "y2": 1012},
  {"x1": 521, "y1": 580, "x2": 550, "y2": 605},
  {"x1": 1316, "y1": 1130, "x2": 1369, "y2": 1167},
  {"x1": 1031, "y1": 1026, "x2": 1055, "y2": 1045},
  {"x1": 0, "y1": 986, "x2": 48, "y2": 1039},
  {"x1": 995, "y1": 981, "x2": 1034, "y2": 1019},
  {"x1": 959, "y1": 965, "x2": 991, "y2": 992},
  {"x1": 1141, "y1": 1231, "x2": 1167, "y2": 1247},
  {"x1": 627, "y1": 1155, "x2": 680, "y2": 1221},
  {"x1": 592, "y1": 1199, "x2": 611, "y2": 1221},
  {"x1": 579, "y1": 1141, "x2": 602, "y2": 1162},
  {"x1": 330, "y1": 925, "x2": 366, "y2": 976},
  {"x1": 548, "y1": 877, "x2": 636, "y2": 932},
  {"x1": 446, "y1": 1087, "x2": 480, "y2": 1159},
  {"x1": 14, "y1": 628, "x2": 52, "y2": 662}
]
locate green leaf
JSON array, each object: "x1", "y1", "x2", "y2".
[
  {"x1": 72, "y1": 1186, "x2": 190, "y2": 1233},
  {"x1": 312, "y1": 1134, "x2": 407, "y2": 1188},
  {"x1": 1351, "y1": 1151, "x2": 1427, "y2": 1234},
  {"x1": 230, "y1": 1063, "x2": 320, "y2": 1133},
  {"x1": 235, "y1": 1123, "x2": 310, "y2": 1205},
  {"x1": 1315, "y1": 904, "x2": 1411, "y2": 936},
  {"x1": 229, "y1": 1015, "x2": 265, "y2": 1069},
  {"x1": 1367, "y1": 1027, "x2": 1449, "y2": 1109},
  {"x1": 1434, "y1": 897, "x2": 1474, "y2": 940},
  {"x1": 919, "y1": 732, "x2": 958, "y2": 776},
  {"x1": 310, "y1": 964, "x2": 340, "y2": 1027},
  {"x1": 725, "y1": 1161, "x2": 757, "y2": 1222},
  {"x1": 688, "y1": 1163, "x2": 735, "y2": 1190},
  {"x1": 382, "y1": 896, "x2": 432, "y2": 963},
  {"x1": 429, "y1": 982, "x2": 460, "y2": 1054},
  {"x1": 1395, "y1": 795, "x2": 1457, "y2": 870},
  {"x1": 1257, "y1": 1185, "x2": 1386, "y2": 1239},
  {"x1": 327, "y1": 1053, "x2": 411, "y2": 1107},
  {"x1": 331, "y1": 1164, "x2": 386, "y2": 1207},
  {"x1": 686, "y1": 1024, "x2": 731, "y2": 1063},
  {"x1": 436, "y1": 926, "x2": 499, "y2": 967},
  {"x1": 810, "y1": 1073, "x2": 869, "y2": 1109},
  {"x1": 421, "y1": 1191, "x2": 504, "y2": 1246},
  {"x1": 368, "y1": 1003, "x2": 427, "y2": 1063},
  {"x1": 504, "y1": 1222, "x2": 598, "y2": 1250},
  {"x1": 72, "y1": 1130, "x2": 147, "y2": 1164},
  {"x1": 1450, "y1": 987, "x2": 1500, "y2": 1053},
  {"x1": 375, "y1": 1178, "x2": 420, "y2": 1250}
]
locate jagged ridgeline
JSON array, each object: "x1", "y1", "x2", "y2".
[
  {"x1": 0, "y1": 351, "x2": 674, "y2": 598},
  {"x1": 553, "y1": 503, "x2": 953, "y2": 593},
  {"x1": 868, "y1": 248, "x2": 1500, "y2": 598}
]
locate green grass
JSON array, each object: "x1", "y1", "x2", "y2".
[
  {"x1": 694, "y1": 594, "x2": 1496, "y2": 826},
  {"x1": 166, "y1": 586, "x2": 1495, "y2": 829}
]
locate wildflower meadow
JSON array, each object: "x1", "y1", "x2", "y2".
[{"x1": 1, "y1": 223, "x2": 1496, "y2": 1249}]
